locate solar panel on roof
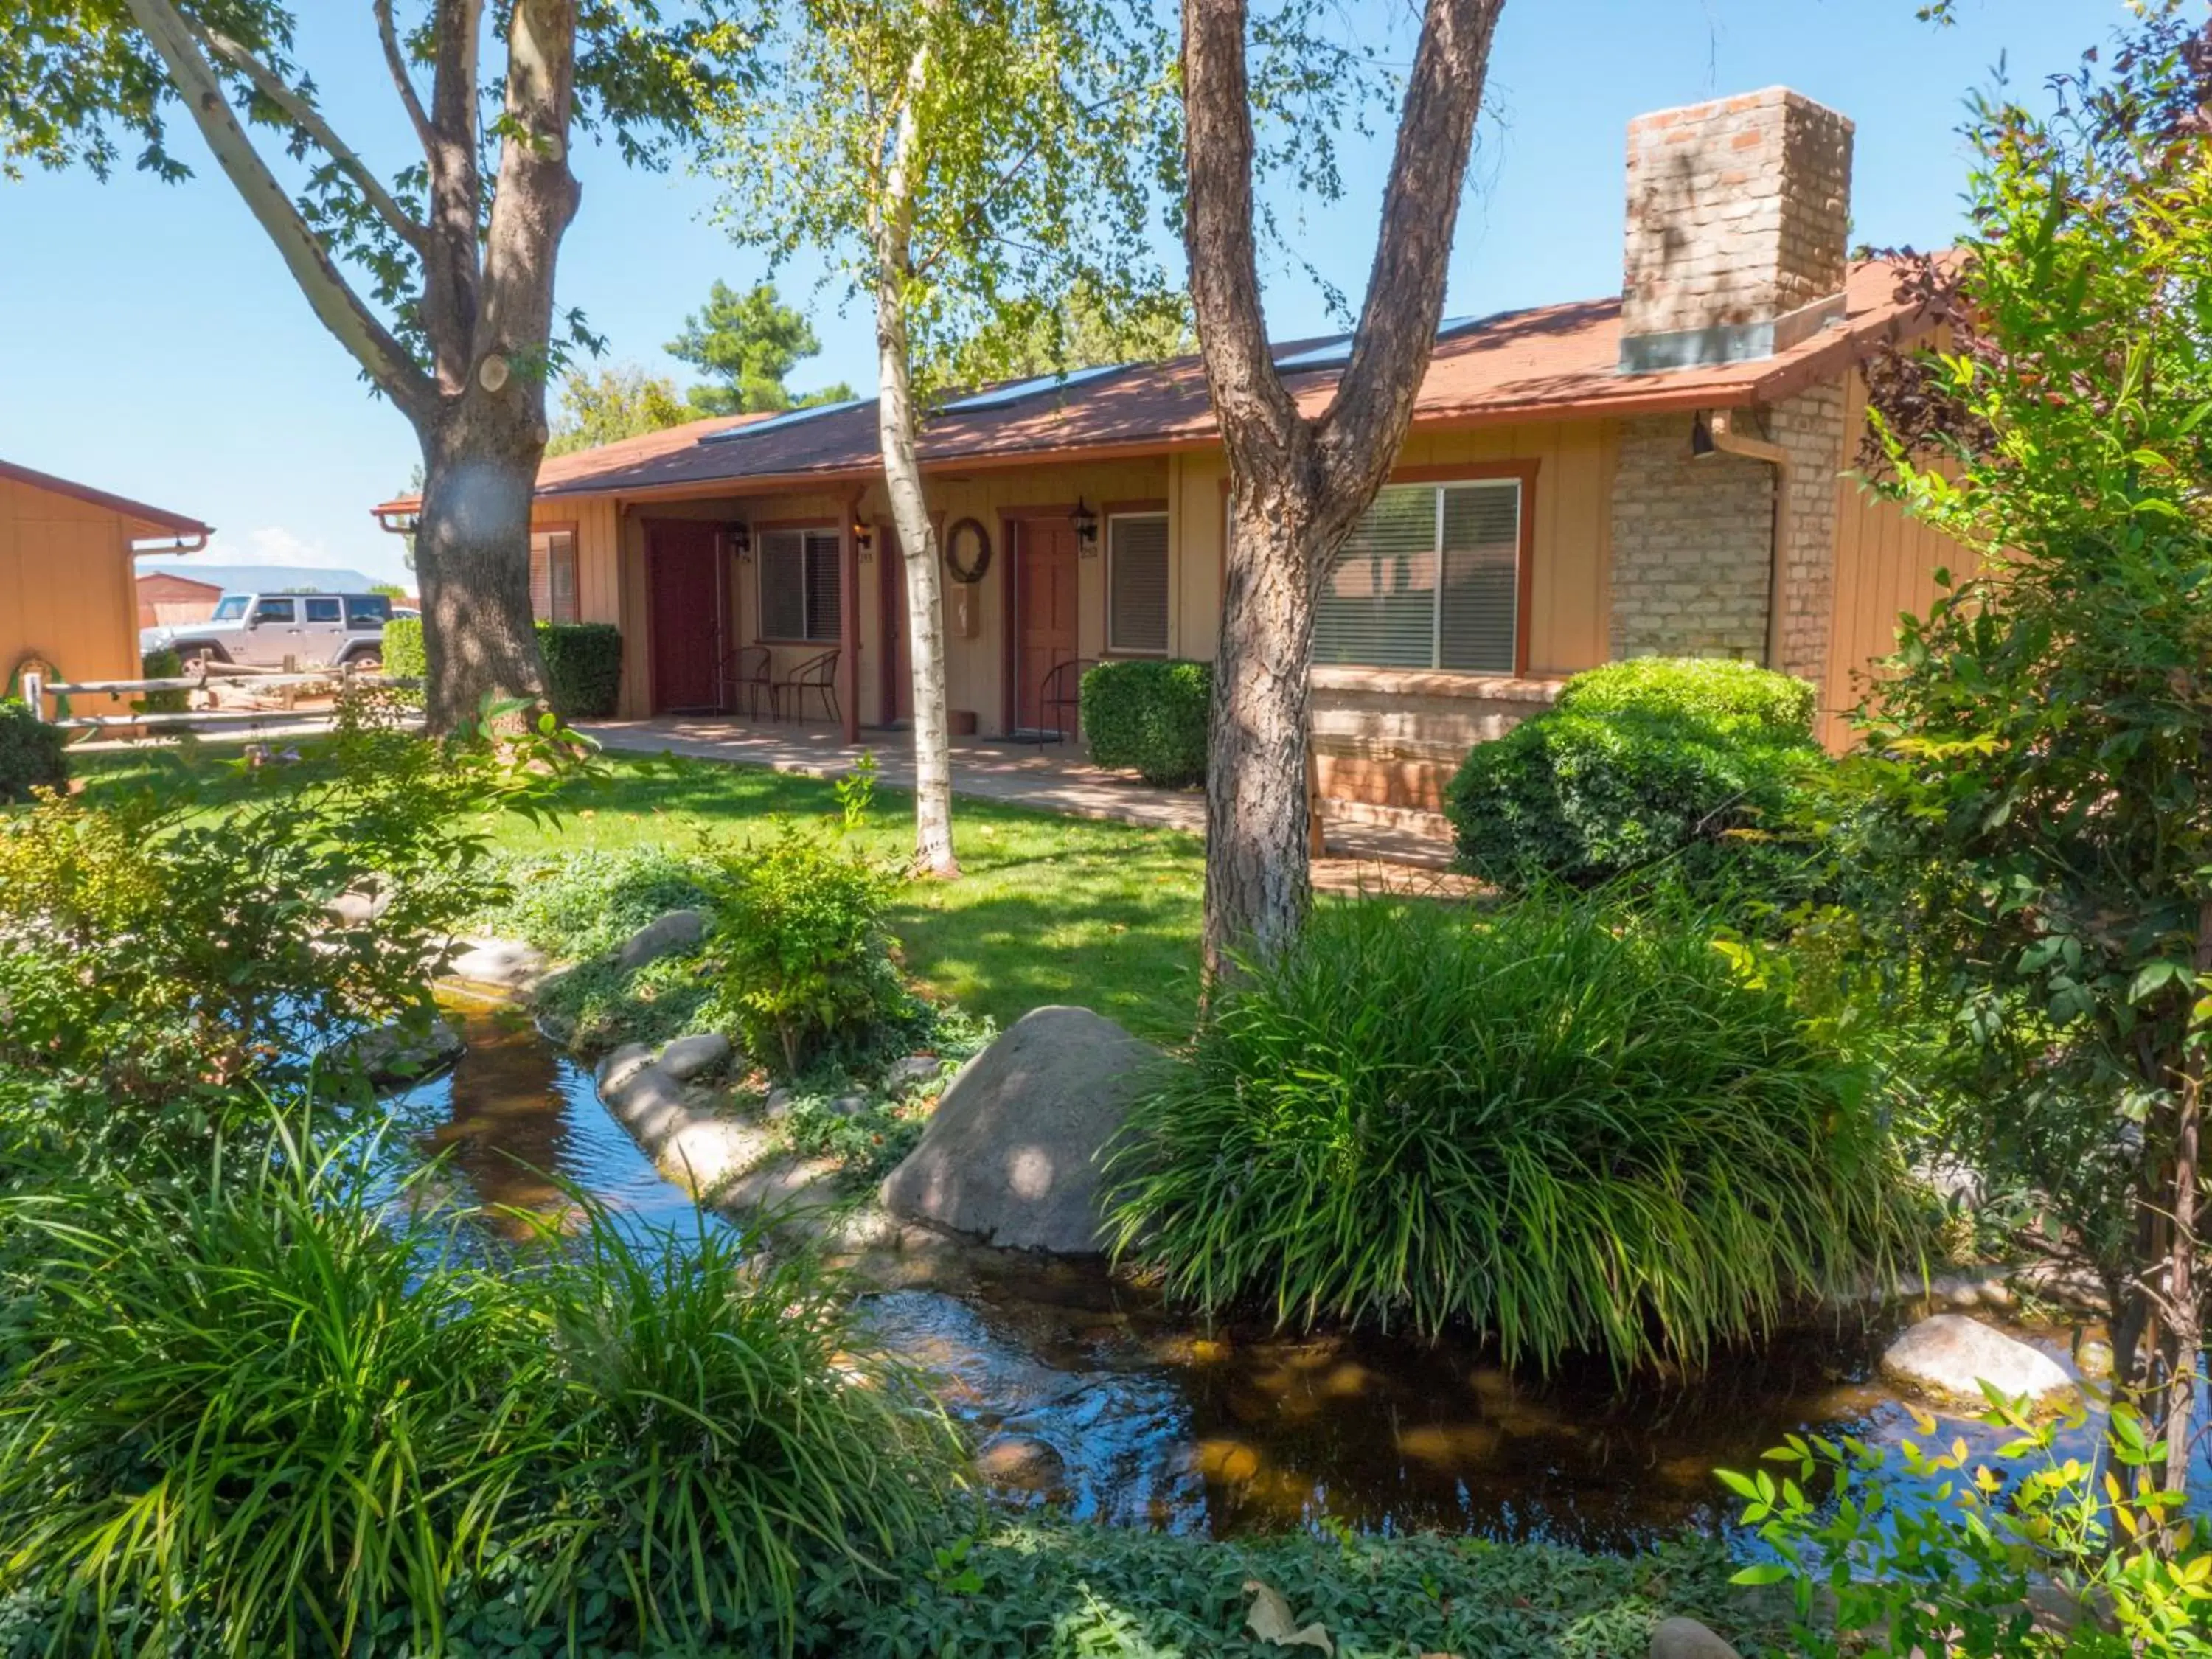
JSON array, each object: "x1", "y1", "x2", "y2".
[
  {"x1": 1270, "y1": 313, "x2": 1500, "y2": 374},
  {"x1": 941, "y1": 361, "x2": 1127, "y2": 412},
  {"x1": 1271, "y1": 333, "x2": 1352, "y2": 371},
  {"x1": 695, "y1": 397, "x2": 871, "y2": 445}
]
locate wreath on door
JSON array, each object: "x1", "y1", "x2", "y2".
[{"x1": 944, "y1": 517, "x2": 993, "y2": 585}]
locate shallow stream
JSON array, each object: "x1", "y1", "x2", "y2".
[{"x1": 391, "y1": 1006, "x2": 2205, "y2": 1551}]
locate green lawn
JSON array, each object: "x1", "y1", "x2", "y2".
[{"x1": 79, "y1": 746, "x2": 1208, "y2": 1041}]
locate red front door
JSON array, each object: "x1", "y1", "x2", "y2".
[
  {"x1": 1015, "y1": 520, "x2": 1079, "y2": 731},
  {"x1": 646, "y1": 520, "x2": 723, "y2": 713}
]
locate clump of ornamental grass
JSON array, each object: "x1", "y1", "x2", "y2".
[
  {"x1": 0, "y1": 1117, "x2": 957, "y2": 1657},
  {"x1": 508, "y1": 1204, "x2": 960, "y2": 1655},
  {"x1": 1105, "y1": 891, "x2": 1916, "y2": 1375}
]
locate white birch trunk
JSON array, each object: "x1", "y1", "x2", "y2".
[{"x1": 873, "y1": 25, "x2": 960, "y2": 878}]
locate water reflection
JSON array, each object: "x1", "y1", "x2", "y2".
[
  {"x1": 387, "y1": 1012, "x2": 2209, "y2": 1550},
  {"x1": 383, "y1": 1004, "x2": 729, "y2": 1242},
  {"x1": 854, "y1": 1251, "x2": 1934, "y2": 1547}
]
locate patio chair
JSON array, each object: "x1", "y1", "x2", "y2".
[
  {"x1": 771, "y1": 647, "x2": 841, "y2": 726},
  {"x1": 717, "y1": 644, "x2": 772, "y2": 718},
  {"x1": 1039, "y1": 655, "x2": 1096, "y2": 745}
]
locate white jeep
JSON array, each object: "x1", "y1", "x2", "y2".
[{"x1": 142, "y1": 591, "x2": 394, "y2": 672}]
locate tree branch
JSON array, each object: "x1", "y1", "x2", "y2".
[
  {"x1": 479, "y1": 0, "x2": 580, "y2": 384},
  {"x1": 1315, "y1": 0, "x2": 1501, "y2": 503},
  {"x1": 119, "y1": 0, "x2": 435, "y2": 418},
  {"x1": 1180, "y1": 0, "x2": 1304, "y2": 473},
  {"x1": 375, "y1": 0, "x2": 438, "y2": 153},
  {"x1": 420, "y1": 0, "x2": 487, "y2": 392},
  {"x1": 189, "y1": 20, "x2": 427, "y2": 254}
]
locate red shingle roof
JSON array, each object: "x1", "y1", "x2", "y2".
[{"x1": 373, "y1": 260, "x2": 1926, "y2": 515}]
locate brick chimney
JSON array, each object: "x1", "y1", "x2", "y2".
[{"x1": 1618, "y1": 88, "x2": 1854, "y2": 373}]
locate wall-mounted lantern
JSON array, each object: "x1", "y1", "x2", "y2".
[
  {"x1": 852, "y1": 516, "x2": 875, "y2": 561},
  {"x1": 726, "y1": 522, "x2": 753, "y2": 561},
  {"x1": 1071, "y1": 497, "x2": 1100, "y2": 556}
]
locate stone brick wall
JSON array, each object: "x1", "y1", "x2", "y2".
[
  {"x1": 1605, "y1": 384, "x2": 1851, "y2": 679},
  {"x1": 1622, "y1": 88, "x2": 1853, "y2": 344},
  {"x1": 1310, "y1": 667, "x2": 1560, "y2": 813},
  {"x1": 1769, "y1": 381, "x2": 1848, "y2": 685},
  {"x1": 1607, "y1": 413, "x2": 1775, "y2": 661}
]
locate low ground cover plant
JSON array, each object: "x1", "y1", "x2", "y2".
[
  {"x1": 1107, "y1": 890, "x2": 1915, "y2": 1373},
  {"x1": 1447, "y1": 658, "x2": 1827, "y2": 904},
  {"x1": 473, "y1": 845, "x2": 721, "y2": 1051},
  {"x1": 1080, "y1": 659, "x2": 1212, "y2": 788},
  {"x1": 810, "y1": 1519, "x2": 1784, "y2": 1659}
]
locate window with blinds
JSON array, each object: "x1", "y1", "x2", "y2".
[
  {"x1": 1107, "y1": 512, "x2": 1169, "y2": 654},
  {"x1": 1312, "y1": 479, "x2": 1520, "y2": 674},
  {"x1": 529, "y1": 530, "x2": 580, "y2": 624},
  {"x1": 759, "y1": 527, "x2": 842, "y2": 642}
]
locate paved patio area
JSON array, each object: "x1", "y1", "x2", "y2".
[{"x1": 578, "y1": 716, "x2": 1472, "y2": 894}]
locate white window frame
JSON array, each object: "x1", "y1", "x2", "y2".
[{"x1": 1105, "y1": 509, "x2": 1172, "y2": 656}]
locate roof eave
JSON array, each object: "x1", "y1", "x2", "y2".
[
  {"x1": 408, "y1": 296, "x2": 1942, "y2": 512},
  {"x1": 0, "y1": 458, "x2": 211, "y2": 540}
]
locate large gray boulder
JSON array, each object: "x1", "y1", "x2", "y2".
[
  {"x1": 878, "y1": 1005, "x2": 1161, "y2": 1254},
  {"x1": 1880, "y1": 1314, "x2": 2075, "y2": 1408}
]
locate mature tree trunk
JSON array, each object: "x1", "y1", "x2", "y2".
[
  {"x1": 123, "y1": 0, "x2": 574, "y2": 731},
  {"x1": 415, "y1": 408, "x2": 550, "y2": 729},
  {"x1": 872, "y1": 11, "x2": 960, "y2": 878},
  {"x1": 1183, "y1": 0, "x2": 1502, "y2": 977}
]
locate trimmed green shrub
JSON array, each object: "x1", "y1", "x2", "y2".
[
  {"x1": 706, "y1": 823, "x2": 910, "y2": 1074},
  {"x1": 0, "y1": 699, "x2": 65, "y2": 804},
  {"x1": 538, "y1": 621, "x2": 623, "y2": 717},
  {"x1": 1105, "y1": 892, "x2": 1910, "y2": 1374},
  {"x1": 1553, "y1": 655, "x2": 1816, "y2": 735},
  {"x1": 380, "y1": 613, "x2": 426, "y2": 684},
  {"x1": 134, "y1": 648, "x2": 189, "y2": 717},
  {"x1": 377, "y1": 617, "x2": 622, "y2": 717},
  {"x1": 1447, "y1": 658, "x2": 1824, "y2": 897},
  {"x1": 1081, "y1": 658, "x2": 1211, "y2": 787}
]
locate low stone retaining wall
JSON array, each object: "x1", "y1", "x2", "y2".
[{"x1": 1310, "y1": 667, "x2": 1560, "y2": 813}]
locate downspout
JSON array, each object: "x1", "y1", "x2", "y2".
[{"x1": 1705, "y1": 408, "x2": 1791, "y2": 670}]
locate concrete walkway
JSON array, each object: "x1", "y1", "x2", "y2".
[{"x1": 578, "y1": 716, "x2": 1472, "y2": 893}]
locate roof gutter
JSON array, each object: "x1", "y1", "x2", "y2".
[
  {"x1": 1697, "y1": 408, "x2": 1792, "y2": 670},
  {"x1": 130, "y1": 530, "x2": 212, "y2": 555}
]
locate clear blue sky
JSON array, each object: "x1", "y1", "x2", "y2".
[{"x1": 0, "y1": 1, "x2": 2114, "y2": 587}]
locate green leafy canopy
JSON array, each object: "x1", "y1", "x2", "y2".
[
  {"x1": 4, "y1": 2, "x2": 762, "y2": 373},
  {"x1": 706, "y1": 0, "x2": 1183, "y2": 397},
  {"x1": 1850, "y1": 1, "x2": 2212, "y2": 1472}
]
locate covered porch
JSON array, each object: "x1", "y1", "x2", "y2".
[
  {"x1": 577, "y1": 714, "x2": 1465, "y2": 883},
  {"x1": 570, "y1": 448, "x2": 1219, "y2": 737}
]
